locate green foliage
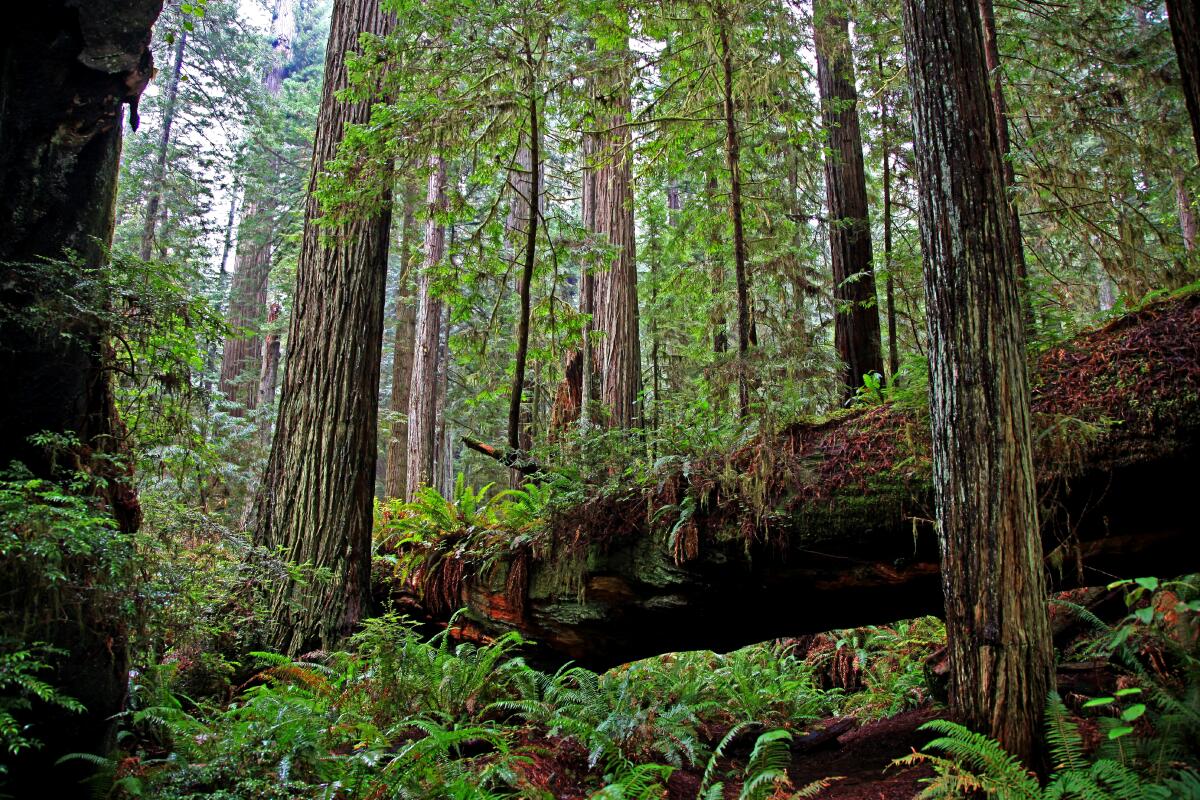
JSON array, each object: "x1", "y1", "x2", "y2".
[
  {"x1": 897, "y1": 692, "x2": 1200, "y2": 799},
  {"x1": 0, "y1": 641, "x2": 84, "y2": 767}
]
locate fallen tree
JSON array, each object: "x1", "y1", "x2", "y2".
[{"x1": 379, "y1": 293, "x2": 1200, "y2": 670}]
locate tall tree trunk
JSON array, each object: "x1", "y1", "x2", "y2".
[
  {"x1": 256, "y1": 301, "x2": 282, "y2": 443},
  {"x1": 407, "y1": 157, "x2": 447, "y2": 499},
  {"x1": 901, "y1": 0, "x2": 1053, "y2": 765},
  {"x1": 814, "y1": 0, "x2": 884, "y2": 398},
  {"x1": 1175, "y1": 164, "x2": 1197, "y2": 251},
  {"x1": 435, "y1": 304, "x2": 453, "y2": 495},
  {"x1": 384, "y1": 191, "x2": 417, "y2": 499},
  {"x1": 140, "y1": 28, "x2": 185, "y2": 261},
  {"x1": 0, "y1": 0, "x2": 159, "y2": 789},
  {"x1": 250, "y1": 0, "x2": 395, "y2": 656},
  {"x1": 977, "y1": 0, "x2": 1028, "y2": 287},
  {"x1": 219, "y1": 186, "x2": 239, "y2": 278},
  {"x1": 879, "y1": 54, "x2": 900, "y2": 381},
  {"x1": 717, "y1": 12, "x2": 752, "y2": 418},
  {"x1": 1167, "y1": 0, "x2": 1200, "y2": 164},
  {"x1": 580, "y1": 121, "x2": 598, "y2": 430},
  {"x1": 509, "y1": 83, "x2": 540, "y2": 452},
  {"x1": 219, "y1": 0, "x2": 295, "y2": 412},
  {"x1": 587, "y1": 27, "x2": 642, "y2": 429}
]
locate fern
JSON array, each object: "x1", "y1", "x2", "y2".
[{"x1": 739, "y1": 728, "x2": 793, "y2": 800}]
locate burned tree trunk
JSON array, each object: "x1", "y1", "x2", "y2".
[
  {"x1": 251, "y1": 0, "x2": 395, "y2": 656},
  {"x1": 814, "y1": 0, "x2": 884, "y2": 398},
  {"x1": 0, "y1": 0, "x2": 160, "y2": 789},
  {"x1": 407, "y1": 157, "x2": 447, "y2": 499},
  {"x1": 902, "y1": 0, "x2": 1052, "y2": 763}
]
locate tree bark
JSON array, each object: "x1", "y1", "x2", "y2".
[
  {"x1": 1175, "y1": 164, "x2": 1197, "y2": 251},
  {"x1": 901, "y1": 0, "x2": 1053, "y2": 765},
  {"x1": 256, "y1": 301, "x2": 282, "y2": 443},
  {"x1": 879, "y1": 54, "x2": 900, "y2": 381},
  {"x1": 250, "y1": 0, "x2": 395, "y2": 656},
  {"x1": 1167, "y1": 0, "x2": 1200, "y2": 165},
  {"x1": 384, "y1": 190, "x2": 418, "y2": 499},
  {"x1": 0, "y1": 0, "x2": 160, "y2": 789},
  {"x1": 586, "y1": 27, "x2": 642, "y2": 429},
  {"x1": 814, "y1": 0, "x2": 884, "y2": 398},
  {"x1": 407, "y1": 157, "x2": 447, "y2": 499},
  {"x1": 717, "y1": 12, "x2": 753, "y2": 418},
  {"x1": 977, "y1": 0, "x2": 1028, "y2": 287},
  {"x1": 139, "y1": 28, "x2": 186, "y2": 262}
]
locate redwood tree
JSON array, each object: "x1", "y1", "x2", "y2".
[
  {"x1": 406, "y1": 157, "x2": 447, "y2": 499},
  {"x1": 901, "y1": 0, "x2": 1053, "y2": 764},
  {"x1": 251, "y1": 0, "x2": 395, "y2": 655},
  {"x1": 814, "y1": 0, "x2": 884, "y2": 397},
  {"x1": 384, "y1": 188, "x2": 418, "y2": 499},
  {"x1": 585, "y1": 27, "x2": 642, "y2": 429},
  {"x1": 0, "y1": 0, "x2": 160, "y2": 788},
  {"x1": 1167, "y1": 0, "x2": 1200, "y2": 164},
  {"x1": 219, "y1": 0, "x2": 296, "y2": 412}
]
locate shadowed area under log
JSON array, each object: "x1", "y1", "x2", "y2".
[{"x1": 382, "y1": 293, "x2": 1200, "y2": 671}]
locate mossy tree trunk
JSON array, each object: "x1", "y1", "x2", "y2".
[
  {"x1": 901, "y1": 0, "x2": 1053, "y2": 766},
  {"x1": 814, "y1": 0, "x2": 884, "y2": 398},
  {"x1": 0, "y1": 0, "x2": 160, "y2": 789},
  {"x1": 251, "y1": 0, "x2": 395, "y2": 656}
]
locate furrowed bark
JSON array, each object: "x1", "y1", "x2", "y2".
[
  {"x1": 251, "y1": 0, "x2": 395, "y2": 656},
  {"x1": 1167, "y1": 0, "x2": 1200, "y2": 164},
  {"x1": 586, "y1": 22, "x2": 641, "y2": 429},
  {"x1": 901, "y1": 0, "x2": 1052, "y2": 764},
  {"x1": 814, "y1": 0, "x2": 884, "y2": 397}
]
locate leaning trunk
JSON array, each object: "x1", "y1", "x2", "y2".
[
  {"x1": 250, "y1": 0, "x2": 395, "y2": 655},
  {"x1": 901, "y1": 0, "x2": 1054, "y2": 765}
]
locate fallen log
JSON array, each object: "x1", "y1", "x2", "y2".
[
  {"x1": 462, "y1": 435, "x2": 545, "y2": 477},
  {"x1": 381, "y1": 293, "x2": 1200, "y2": 671}
]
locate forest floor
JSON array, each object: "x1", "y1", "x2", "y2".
[{"x1": 664, "y1": 707, "x2": 939, "y2": 799}]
